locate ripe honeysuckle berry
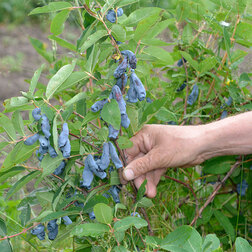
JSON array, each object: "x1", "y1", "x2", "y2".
[
  {"x1": 58, "y1": 123, "x2": 69, "y2": 148},
  {"x1": 121, "y1": 114, "x2": 130, "y2": 129},
  {"x1": 108, "y1": 141, "x2": 123, "y2": 169},
  {"x1": 62, "y1": 216, "x2": 72, "y2": 225},
  {"x1": 237, "y1": 180, "x2": 248, "y2": 196},
  {"x1": 48, "y1": 145, "x2": 57, "y2": 158},
  {"x1": 111, "y1": 85, "x2": 127, "y2": 115},
  {"x1": 31, "y1": 224, "x2": 45, "y2": 240},
  {"x1": 177, "y1": 58, "x2": 187, "y2": 67},
  {"x1": 176, "y1": 82, "x2": 187, "y2": 92},
  {"x1": 61, "y1": 139, "x2": 71, "y2": 158},
  {"x1": 225, "y1": 96, "x2": 233, "y2": 106},
  {"x1": 221, "y1": 110, "x2": 228, "y2": 119},
  {"x1": 113, "y1": 56, "x2": 128, "y2": 79},
  {"x1": 53, "y1": 161, "x2": 66, "y2": 176},
  {"x1": 98, "y1": 142, "x2": 110, "y2": 170},
  {"x1": 130, "y1": 72, "x2": 146, "y2": 101},
  {"x1": 117, "y1": 8, "x2": 123, "y2": 17},
  {"x1": 187, "y1": 84, "x2": 199, "y2": 105},
  {"x1": 126, "y1": 84, "x2": 138, "y2": 103},
  {"x1": 108, "y1": 124, "x2": 119, "y2": 140},
  {"x1": 108, "y1": 185, "x2": 120, "y2": 203},
  {"x1": 146, "y1": 97, "x2": 153, "y2": 103},
  {"x1": 24, "y1": 133, "x2": 40, "y2": 145},
  {"x1": 41, "y1": 114, "x2": 51, "y2": 138},
  {"x1": 36, "y1": 145, "x2": 48, "y2": 161},
  {"x1": 131, "y1": 212, "x2": 141, "y2": 218},
  {"x1": 47, "y1": 219, "x2": 58, "y2": 240},
  {"x1": 167, "y1": 121, "x2": 177, "y2": 125},
  {"x1": 86, "y1": 154, "x2": 107, "y2": 179},
  {"x1": 32, "y1": 108, "x2": 41, "y2": 121},
  {"x1": 106, "y1": 9, "x2": 116, "y2": 23},
  {"x1": 39, "y1": 135, "x2": 49, "y2": 149},
  {"x1": 121, "y1": 50, "x2": 137, "y2": 69},
  {"x1": 82, "y1": 158, "x2": 94, "y2": 188},
  {"x1": 89, "y1": 211, "x2": 96, "y2": 220},
  {"x1": 91, "y1": 99, "x2": 108, "y2": 112},
  {"x1": 115, "y1": 73, "x2": 128, "y2": 89}
]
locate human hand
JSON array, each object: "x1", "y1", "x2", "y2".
[{"x1": 123, "y1": 124, "x2": 207, "y2": 198}]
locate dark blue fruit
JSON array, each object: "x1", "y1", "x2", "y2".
[
  {"x1": 106, "y1": 9, "x2": 116, "y2": 23},
  {"x1": 89, "y1": 211, "x2": 96, "y2": 220},
  {"x1": 115, "y1": 73, "x2": 128, "y2": 89},
  {"x1": 176, "y1": 82, "x2": 187, "y2": 92},
  {"x1": 48, "y1": 145, "x2": 58, "y2": 158},
  {"x1": 225, "y1": 96, "x2": 232, "y2": 106},
  {"x1": 41, "y1": 114, "x2": 51, "y2": 138},
  {"x1": 86, "y1": 154, "x2": 107, "y2": 179},
  {"x1": 61, "y1": 139, "x2": 71, "y2": 158},
  {"x1": 108, "y1": 185, "x2": 120, "y2": 203},
  {"x1": 121, "y1": 50, "x2": 137, "y2": 69},
  {"x1": 62, "y1": 216, "x2": 72, "y2": 225},
  {"x1": 91, "y1": 99, "x2": 108, "y2": 112},
  {"x1": 98, "y1": 142, "x2": 110, "y2": 170},
  {"x1": 108, "y1": 142, "x2": 123, "y2": 169},
  {"x1": 126, "y1": 84, "x2": 138, "y2": 103},
  {"x1": 24, "y1": 133, "x2": 40, "y2": 145},
  {"x1": 58, "y1": 123, "x2": 69, "y2": 148},
  {"x1": 187, "y1": 84, "x2": 199, "y2": 105},
  {"x1": 117, "y1": 8, "x2": 123, "y2": 17},
  {"x1": 53, "y1": 161, "x2": 66, "y2": 176},
  {"x1": 47, "y1": 219, "x2": 58, "y2": 240},
  {"x1": 130, "y1": 72, "x2": 146, "y2": 101},
  {"x1": 177, "y1": 58, "x2": 187, "y2": 67},
  {"x1": 32, "y1": 108, "x2": 41, "y2": 121},
  {"x1": 31, "y1": 224, "x2": 45, "y2": 241},
  {"x1": 121, "y1": 114, "x2": 130, "y2": 128},
  {"x1": 108, "y1": 124, "x2": 119, "y2": 140},
  {"x1": 221, "y1": 110, "x2": 228, "y2": 119},
  {"x1": 114, "y1": 57, "x2": 128, "y2": 78},
  {"x1": 82, "y1": 158, "x2": 94, "y2": 188},
  {"x1": 237, "y1": 180, "x2": 248, "y2": 196},
  {"x1": 146, "y1": 97, "x2": 153, "y2": 103},
  {"x1": 39, "y1": 135, "x2": 49, "y2": 149},
  {"x1": 111, "y1": 85, "x2": 127, "y2": 115},
  {"x1": 36, "y1": 145, "x2": 48, "y2": 161}
]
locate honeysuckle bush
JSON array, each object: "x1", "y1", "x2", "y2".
[{"x1": 0, "y1": 0, "x2": 252, "y2": 251}]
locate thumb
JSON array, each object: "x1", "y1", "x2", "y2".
[{"x1": 123, "y1": 148, "x2": 161, "y2": 181}]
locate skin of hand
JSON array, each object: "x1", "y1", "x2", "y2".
[{"x1": 123, "y1": 112, "x2": 252, "y2": 198}]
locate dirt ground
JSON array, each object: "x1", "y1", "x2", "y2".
[{"x1": 0, "y1": 23, "x2": 251, "y2": 111}]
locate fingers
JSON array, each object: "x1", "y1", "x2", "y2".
[{"x1": 123, "y1": 147, "x2": 163, "y2": 180}]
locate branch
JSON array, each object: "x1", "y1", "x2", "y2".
[{"x1": 190, "y1": 159, "x2": 241, "y2": 226}]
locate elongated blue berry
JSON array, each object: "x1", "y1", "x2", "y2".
[
  {"x1": 31, "y1": 224, "x2": 45, "y2": 240},
  {"x1": 126, "y1": 84, "x2": 138, "y2": 103},
  {"x1": 108, "y1": 185, "x2": 120, "y2": 203},
  {"x1": 225, "y1": 96, "x2": 232, "y2": 106},
  {"x1": 146, "y1": 97, "x2": 153, "y2": 103},
  {"x1": 106, "y1": 9, "x2": 116, "y2": 23},
  {"x1": 237, "y1": 180, "x2": 248, "y2": 196},
  {"x1": 99, "y1": 142, "x2": 110, "y2": 170},
  {"x1": 117, "y1": 8, "x2": 123, "y2": 17},
  {"x1": 221, "y1": 110, "x2": 228, "y2": 119},
  {"x1": 61, "y1": 139, "x2": 71, "y2": 158},
  {"x1": 36, "y1": 145, "x2": 48, "y2": 161},
  {"x1": 121, "y1": 114, "x2": 130, "y2": 128},
  {"x1": 91, "y1": 99, "x2": 108, "y2": 112},
  {"x1": 187, "y1": 84, "x2": 199, "y2": 105},
  {"x1": 48, "y1": 145, "x2": 58, "y2": 158},
  {"x1": 58, "y1": 123, "x2": 69, "y2": 148},
  {"x1": 81, "y1": 158, "x2": 94, "y2": 188},
  {"x1": 176, "y1": 82, "x2": 187, "y2": 92},
  {"x1": 115, "y1": 73, "x2": 128, "y2": 89},
  {"x1": 53, "y1": 161, "x2": 66, "y2": 176},
  {"x1": 86, "y1": 155, "x2": 107, "y2": 179},
  {"x1": 130, "y1": 72, "x2": 146, "y2": 101},
  {"x1": 39, "y1": 135, "x2": 49, "y2": 149},
  {"x1": 108, "y1": 124, "x2": 119, "y2": 140},
  {"x1": 89, "y1": 211, "x2": 96, "y2": 220},
  {"x1": 62, "y1": 216, "x2": 72, "y2": 225},
  {"x1": 41, "y1": 114, "x2": 51, "y2": 138},
  {"x1": 121, "y1": 50, "x2": 137, "y2": 69},
  {"x1": 47, "y1": 219, "x2": 58, "y2": 240},
  {"x1": 111, "y1": 85, "x2": 126, "y2": 115},
  {"x1": 114, "y1": 57, "x2": 128, "y2": 79},
  {"x1": 24, "y1": 133, "x2": 40, "y2": 145},
  {"x1": 108, "y1": 142, "x2": 123, "y2": 169},
  {"x1": 32, "y1": 108, "x2": 41, "y2": 121},
  {"x1": 131, "y1": 212, "x2": 141, "y2": 218},
  {"x1": 177, "y1": 58, "x2": 187, "y2": 67}
]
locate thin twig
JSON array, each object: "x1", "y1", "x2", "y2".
[{"x1": 190, "y1": 159, "x2": 241, "y2": 226}]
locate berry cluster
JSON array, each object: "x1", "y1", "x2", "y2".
[
  {"x1": 106, "y1": 8, "x2": 123, "y2": 23},
  {"x1": 220, "y1": 96, "x2": 232, "y2": 119}
]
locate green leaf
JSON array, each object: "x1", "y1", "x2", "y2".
[
  {"x1": 29, "y1": 37, "x2": 53, "y2": 63},
  {"x1": 117, "y1": 0, "x2": 138, "y2": 7},
  {"x1": 143, "y1": 46, "x2": 174, "y2": 65},
  {"x1": 48, "y1": 35, "x2": 76, "y2": 51},
  {"x1": 180, "y1": 51, "x2": 199, "y2": 72},
  {"x1": 0, "y1": 113, "x2": 16, "y2": 141},
  {"x1": 112, "y1": 246, "x2": 129, "y2": 252},
  {"x1": 80, "y1": 30, "x2": 108, "y2": 52},
  {"x1": 117, "y1": 136, "x2": 133, "y2": 149},
  {"x1": 114, "y1": 216, "x2": 148, "y2": 232},
  {"x1": 134, "y1": 11, "x2": 162, "y2": 41},
  {"x1": 9, "y1": 97, "x2": 29, "y2": 108},
  {"x1": 155, "y1": 107, "x2": 177, "y2": 122},
  {"x1": 65, "y1": 92, "x2": 87, "y2": 107},
  {"x1": 50, "y1": 9, "x2": 70, "y2": 35},
  {"x1": 36, "y1": 191, "x2": 54, "y2": 208},
  {"x1": 86, "y1": 44, "x2": 100, "y2": 73},
  {"x1": 5, "y1": 171, "x2": 40, "y2": 200},
  {"x1": 41, "y1": 153, "x2": 64, "y2": 177},
  {"x1": 199, "y1": 57, "x2": 217, "y2": 74},
  {"x1": 235, "y1": 237, "x2": 252, "y2": 252},
  {"x1": 202, "y1": 234, "x2": 221, "y2": 252},
  {"x1": 93, "y1": 203, "x2": 113, "y2": 224},
  {"x1": 160, "y1": 225, "x2": 202, "y2": 252},
  {"x1": 29, "y1": 2, "x2": 72, "y2": 15},
  {"x1": 111, "y1": 24, "x2": 126, "y2": 42},
  {"x1": 11, "y1": 111, "x2": 25, "y2": 136},
  {"x1": 182, "y1": 23, "x2": 193, "y2": 44},
  {"x1": 1, "y1": 142, "x2": 38, "y2": 172},
  {"x1": 214, "y1": 210, "x2": 235, "y2": 242},
  {"x1": 83, "y1": 195, "x2": 109, "y2": 213},
  {"x1": 71, "y1": 223, "x2": 110, "y2": 237},
  {"x1": 0, "y1": 166, "x2": 25, "y2": 183},
  {"x1": 0, "y1": 142, "x2": 9, "y2": 152},
  {"x1": 52, "y1": 180, "x2": 68, "y2": 211},
  {"x1": 0, "y1": 218, "x2": 12, "y2": 252},
  {"x1": 82, "y1": 111, "x2": 99, "y2": 126},
  {"x1": 239, "y1": 72, "x2": 252, "y2": 88},
  {"x1": 101, "y1": 99, "x2": 121, "y2": 130},
  {"x1": 136, "y1": 180, "x2": 147, "y2": 202},
  {"x1": 46, "y1": 60, "x2": 76, "y2": 99},
  {"x1": 52, "y1": 115, "x2": 60, "y2": 155},
  {"x1": 203, "y1": 156, "x2": 234, "y2": 174},
  {"x1": 29, "y1": 64, "x2": 45, "y2": 94},
  {"x1": 56, "y1": 72, "x2": 89, "y2": 92},
  {"x1": 19, "y1": 204, "x2": 31, "y2": 226},
  {"x1": 136, "y1": 197, "x2": 154, "y2": 208},
  {"x1": 110, "y1": 170, "x2": 120, "y2": 185}
]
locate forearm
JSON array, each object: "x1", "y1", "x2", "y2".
[{"x1": 200, "y1": 111, "x2": 252, "y2": 160}]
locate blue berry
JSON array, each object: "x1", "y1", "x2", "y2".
[
  {"x1": 98, "y1": 142, "x2": 110, "y2": 171},
  {"x1": 117, "y1": 8, "x2": 123, "y2": 17},
  {"x1": 146, "y1": 97, "x2": 153, "y2": 103},
  {"x1": 61, "y1": 139, "x2": 71, "y2": 158},
  {"x1": 121, "y1": 114, "x2": 130, "y2": 128},
  {"x1": 32, "y1": 108, "x2": 41, "y2": 121},
  {"x1": 91, "y1": 99, "x2": 108, "y2": 113},
  {"x1": 114, "y1": 57, "x2": 128, "y2": 79},
  {"x1": 86, "y1": 155, "x2": 107, "y2": 179},
  {"x1": 131, "y1": 212, "x2": 141, "y2": 218},
  {"x1": 187, "y1": 84, "x2": 199, "y2": 105},
  {"x1": 225, "y1": 96, "x2": 232, "y2": 106},
  {"x1": 108, "y1": 185, "x2": 120, "y2": 203},
  {"x1": 108, "y1": 142, "x2": 123, "y2": 169},
  {"x1": 62, "y1": 216, "x2": 72, "y2": 225},
  {"x1": 115, "y1": 73, "x2": 128, "y2": 89},
  {"x1": 111, "y1": 85, "x2": 126, "y2": 115},
  {"x1": 39, "y1": 135, "x2": 50, "y2": 149},
  {"x1": 106, "y1": 9, "x2": 116, "y2": 23},
  {"x1": 58, "y1": 123, "x2": 69, "y2": 148},
  {"x1": 36, "y1": 145, "x2": 48, "y2": 161},
  {"x1": 47, "y1": 219, "x2": 58, "y2": 240},
  {"x1": 41, "y1": 114, "x2": 51, "y2": 138},
  {"x1": 108, "y1": 124, "x2": 119, "y2": 140},
  {"x1": 89, "y1": 211, "x2": 96, "y2": 220},
  {"x1": 121, "y1": 50, "x2": 137, "y2": 69},
  {"x1": 130, "y1": 72, "x2": 146, "y2": 101},
  {"x1": 126, "y1": 84, "x2": 138, "y2": 103},
  {"x1": 177, "y1": 58, "x2": 187, "y2": 67},
  {"x1": 24, "y1": 133, "x2": 40, "y2": 145},
  {"x1": 31, "y1": 224, "x2": 45, "y2": 241},
  {"x1": 176, "y1": 82, "x2": 187, "y2": 92},
  {"x1": 237, "y1": 180, "x2": 248, "y2": 196},
  {"x1": 167, "y1": 121, "x2": 177, "y2": 125},
  {"x1": 82, "y1": 158, "x2": 94, "y2": 188},
  {"x1": 48, "y1": 145, "x2": 58, "y2": 158},
  {"x1": 53, "y1": 161, "x2": 66, "y2": 176},
  {"x1": 221, "y1": 110, "x2": 228, "y2": 119}
]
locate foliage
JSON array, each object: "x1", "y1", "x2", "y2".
[{"x1": 0, "y1": 0, "x2": 252, "y2": 251}]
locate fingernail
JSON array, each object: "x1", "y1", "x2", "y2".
[{"x1": 123, "y1": 169, "x2": 135, "y2": 180}]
